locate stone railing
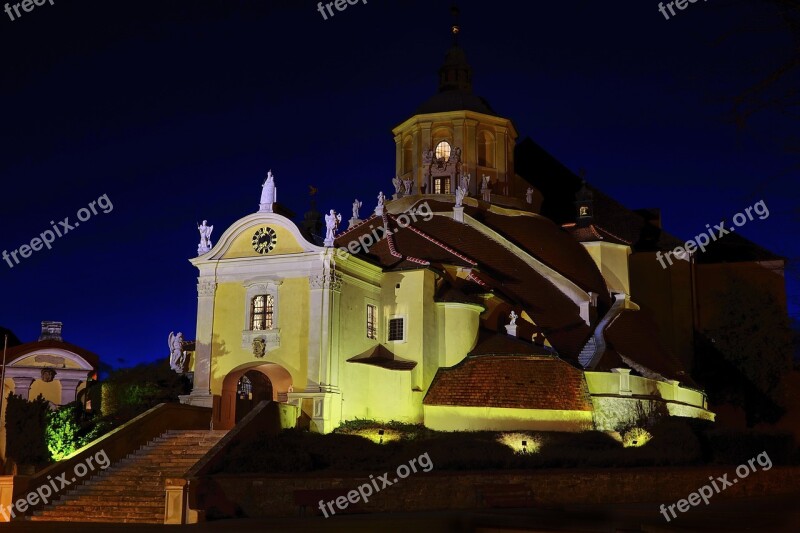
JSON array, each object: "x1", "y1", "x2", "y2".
[
  {"x1": 0, "y1": 402, "x2": 211, "y2": 521},
  {"x1": 164, "y1": 400, "x2": 299, "y2": 524}
]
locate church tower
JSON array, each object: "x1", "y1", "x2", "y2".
[{"x1": 392, "y1": 5, "x2": 518, "y2": 199}]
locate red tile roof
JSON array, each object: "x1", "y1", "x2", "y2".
[
  {"x1": 4, "y1": 340, "x2": 100, "y2": 370},
  {"x1": 424, "y1": 354, "x2": 593, "y2": 411}
]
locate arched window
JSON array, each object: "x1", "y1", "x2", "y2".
[
  {"x1": 435, "y1": 140, "x2": 452, "y2": 161},
  {"x1": 478, "y1": 131, "x2": 495, "y2": 168},
  {"x1": 402, "y1": 138, "x2": 413, "y2": 174},
  {"x1": 237, "y1": 375, "x2": 253, "y2": 400},
  {"x1": 250, "y1": 294, "x2": 274, "y2": 331}
]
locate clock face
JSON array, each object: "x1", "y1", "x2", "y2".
[{"x1": 251, "y1": 227, "x2": 277, "y2": 254}]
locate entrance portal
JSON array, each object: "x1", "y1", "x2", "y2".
[{"x1": 235, "y1": 371, "x2": 273, "y2": 423}]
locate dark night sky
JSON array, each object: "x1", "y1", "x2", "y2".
[{"x1": 1, "y1": 0, "x2": 797, "y2": 368}]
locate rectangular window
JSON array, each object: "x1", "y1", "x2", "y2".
[
  {"x1": 366, "y1": 304, "x2": 377, "y2": 340},
  {"x1": 433, "y1": 178, "x2": 450, "y2": 195},
  {"x1": 251, "y1": 295, "x2": 274, "y2": 331},
  {"x1": 388, "y1": 317, "x2": 404, "y2": 342}
]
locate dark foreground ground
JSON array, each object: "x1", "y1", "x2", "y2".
[{"x1": 1, "y1": 496, "x2": 798, "y2": 532}]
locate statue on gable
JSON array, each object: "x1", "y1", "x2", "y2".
[
  {"x1": 260, "y1": 170, "x2": 277, "y2": 212},
  {"x1": 197, "y1": 220, "x2": 213, "y2": 255},
  {"x1": 324, "y1": 209, "x2": 342, "y2": 247},
  {"x1": 526, "y1": 187, "x2": 534, "y2": 205},
  {"x1": 376, "y1": 191, "x2": 385, "y2": 216}
]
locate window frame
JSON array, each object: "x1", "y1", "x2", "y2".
[
  {"x1": 366, "y1": 303, "x2": 377, "y2": 340},
  {"x1": 387, "y1": 315, "x2": 406, "y2": 343}
]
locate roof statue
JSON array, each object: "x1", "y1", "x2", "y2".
[
  {"x1": 324, "y1": 209, "x2": 342, "y2": 247},
  {"x1": 197, "y1": 220, "x2": 213, "y2": 255},
  {"x1": 455, "y1": 186, "x2": 466, "y2": 207},
  {"x1": 259, "y1": 170, "x2": 277, "y2": 213},
  {"x1": 375, "y1": 191, "x2": 385, "y2": 216}
]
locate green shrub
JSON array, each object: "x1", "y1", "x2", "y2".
[{"x1": 4, "y1": 393, "x2": 50, "y2": 468}]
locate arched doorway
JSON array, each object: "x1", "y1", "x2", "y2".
[
  {"x1": 216, "y1": 362, "x2": 293, "y2": 429},
  {"x1": 235, "y1": 371, "x2": 273, "y2": 423}
]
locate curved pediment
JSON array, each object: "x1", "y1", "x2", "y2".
[{"x1": 193, "y1": 212, "x2": 323, "y2": 264}]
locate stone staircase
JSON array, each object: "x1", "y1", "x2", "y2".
[{"x1": 29, "y1": 429, "x2": 227, "y2": 524}]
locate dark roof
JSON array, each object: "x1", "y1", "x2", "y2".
[
  {"x1": 424, "y1": 355, "x2": 593, "y2": 411},
  {"x1": 4, "y1": 339, "x2": 100, "y2": 369},
  {"x1": 346, "y1": 344, "x2": 417, "y2": 371},
  {"x1": 562, "y1": 222, "x2": 632, "y2": 246},
  {"x1": 468, "y1": 334, "x2": 554, "y2": 357},
  {"x1": 695, "y1": 231, "x2": 785, "y2": 264},
  {"x1": 336, "y1": 209, "x2": 594, "y2": 360},
  {"x1": 415, "y1": 91, "x2": 498, "y2": 117},
  {"x1": 0, "y1": 327, "x2": 22, "y2": 348},
  {"x1": 603, "y1": 309, "x2": 694, "y2": 386}
]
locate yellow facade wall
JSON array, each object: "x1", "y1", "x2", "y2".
[
  {"x1": 424, "y1": 405, "x2": 594, "y2": 432},
  {"x1": 582, "y1": 242, "x2": 631, "y2": 295},
  {"x1": 209, "y1": 277, "x2": 310, "y2": 395},
  {"x1": 221, "y1": 224, "x2": 305, "y2": 259}
]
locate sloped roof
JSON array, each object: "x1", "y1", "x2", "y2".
[
  {"x1": 336, "y1": 208, "x2": 594, "y2": 360},
  {"x1": 603, "y1": 309, "x2": 695, "y2": 386},
  {"x1": 5, "y1": 339, "x2": 100, "y2": 370},
  {"x1": 695, "y1": 231, "x2": 785, "y2": 263},
  {"x1": 562, "y1": 222, "x2": 632, "y2": 246},
  {"x1": 424, "y1": 354, "x2": 593, "y2": 411},
  {"x1": 346, "y1": 344, "x2": 417, "y2": 371}
]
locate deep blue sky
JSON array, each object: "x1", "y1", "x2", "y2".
[{"x1": 1, "y1": 0, "x2": 797, "y2": 368}]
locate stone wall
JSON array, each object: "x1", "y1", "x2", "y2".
[{"x1": 207, "y1": 465, "x2": 800, "y2": 518}]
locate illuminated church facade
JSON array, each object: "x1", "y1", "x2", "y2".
[{"x1": 179, "y1": 28, "x2": 717, "y2": 434}]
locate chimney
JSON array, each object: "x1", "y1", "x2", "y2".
[{"x1": 39, "y1": 321, "x2": 63, "y2": 342}]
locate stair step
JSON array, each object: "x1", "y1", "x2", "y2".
[{"x1": 30, "y1": 428, "x2": 227, "y2": 523}]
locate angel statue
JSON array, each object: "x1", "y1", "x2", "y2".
[
  {"x1": 260, "y1": 170, "x2": 277, "y2": 212},
  {"x1": 324, "y1": 209, "x2": 342, "y2": 246},
  {"x1": 455, "y1": 186, "x2": 467, "y2": 207},
  {"x1": 392, "y1": 175, "x2": 403, "y2": 196},
  {"x1": 526, "y1": 187, "x2": 534, "y2": 205},
  {"x1": 352, "y1": 199, "x2": 362, "y2": 220},
  {"x1": 423, "y1": 149, "x2": 434, "y2": 165},
  {"x1": 168, "y1": 332, "x2": 187, "y2": 373},
  {"x1": 197, "y1": 220, "x2": 213, "y2": 255}
]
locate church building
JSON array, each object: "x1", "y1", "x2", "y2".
[{"x1": 179, "y1": 23, "x2": 716, "y2": 434}]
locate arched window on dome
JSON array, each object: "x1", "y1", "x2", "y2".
[
  {"x1": 435, "y1": 140, "x2": 452, "y2": 161},
  {"x1": 478, "y1": 131, "x2": 495, "y2": 168},
  {"x1": 402, "y1": 137, "x2": 413, "y2": 174}
]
